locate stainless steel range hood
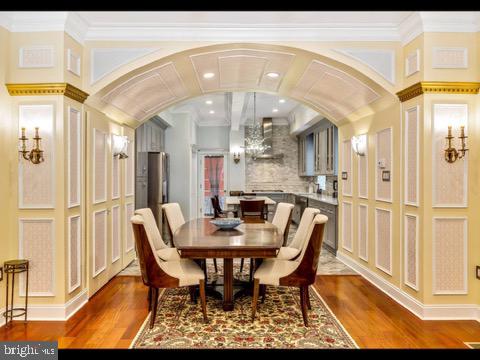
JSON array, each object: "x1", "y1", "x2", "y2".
[{"x1": 254, "y1": 118, "x2": 284, "y2": 160}]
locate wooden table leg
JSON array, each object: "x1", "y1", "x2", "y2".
[{"x1": 223, "y1": 258, "x2": 234, "y2": 311}]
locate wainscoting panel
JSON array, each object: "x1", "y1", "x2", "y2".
[
  {"x1": 405, "y1": 106, "x2": 419, "y2": 206},
  {"x1": 375, "y1": 208, "x2": 392, "y2": 275},
  {"x1": 358, "y1": 137, "x2": 368, "y2": 199},
  {"x1": 342, "y1": 201, "x2": 353, "y2": 252},
  {"x1": 405, "y1": 49, "x2": 420, "y2": 77},
  {"x1": 433, "y1": 218, "x2": 467, "y2": 295},
  {"x1": 93, "y1": 128, "x2": 107, "y2": 204},
  {"x1": 404, "y1": 214, "x2": 419, "y2": 291},
  {"x1": 111, "y1": 135, "x2": 120, "y2": 200},
  {"x1": 93, "y1": 209, "x2": 107, "y2": 277},
  {"x1": 19, "y1": 46, "x2": 54, "y2": 68},
  {"x1": 111, "y1": 205, "x2": 121, "y2": 263},
  {"x1": 432, "y1": 47, "x2": 468, "y2": 69},
  {"x1": 19, "y1": 219, "x2": 55, "y2": 296},
  {"x1": 358, "y1": 204, "x2": 368, "y2": 261},
  {"x1": 125, "y1": 203, "x2": 135, "y2": 253},
  {"x1": 68, "y1": 106, "x2": 81, "y2": 208},
  {"x1": 432, "y1": 104, "x2": 468, "y2": 207},
  {"x1": 68, "y1": 215, "x2": 81, "y2": 293},
  {"x1": 125, "y1": 141, "x2": 134, "y2": 197},
  {"x1": 375, "y1": 128, "x2": 392, "y2": 203},
  {"x1": 19, "y1": 104, "x2": 55, "y2": 209},
  {"x1": 342, "y1": 140, "x2": 352, "y2": 197}
]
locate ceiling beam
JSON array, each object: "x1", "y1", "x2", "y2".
[{"x1": 230, "y1": 92, "x2": 247, "y2": 131}]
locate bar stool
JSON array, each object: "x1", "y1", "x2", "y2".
[{"x1": 3, "y1": 259, "x2": 29, "y2": 327}]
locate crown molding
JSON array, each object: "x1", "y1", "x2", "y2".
[
  {"x1": 6, "y1": 83, "x2": 89, "y2": 103},
  {"x1": 396, "y1": 81, "x2": 480, "y2": 102}
]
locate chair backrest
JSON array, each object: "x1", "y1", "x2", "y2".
[
  {"x1": 280, "y1": 214, "x2": 328, "y2": 286},
  {"x1": 240, "y1": 199, "x2": 265, "y2": 220},
  {"x1": 230, "y1": 190, "x2": 244, "y2": 196},
  {"x1": 211, "y1": 196, "x2": 223, "y2": 218},
  {"x1": 272, "y1": 202, "x2": 294, "y2": 244},
  {"x1": 130, "y1": 215, "x2": 179, "y2": 289},
  {"x1": 289, "y1": 207, "x2": 321, "y2": 250},
  {"x1": 162, "y1": 203, "x2": 186, "y2": 237},
  {"x1": 134, "y1": 208, "x2": 167, "y2": 250}
]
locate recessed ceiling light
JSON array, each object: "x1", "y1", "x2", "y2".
[
  {"x1": 266, "y1": 72, "x2": 280, "y2": 79},
  {"x1": 272, "y1": 108, "x2": 279, "y2": 113},
  {"x1": 205, "y1": 100, "x2": 213, "y2": 105},
  {"x1": 209, "y1": 110, "x2": 215, "y2": 114},
  {"x1": 203, "y1": 72, "x2": 215, "y2": 79},
  {"x1": 279, "y1": 99, "x2": 286, "y2": 103}
]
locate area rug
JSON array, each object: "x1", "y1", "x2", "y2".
[{"x1": 130, "y1": 263, "x2": 358, "y2": 349}]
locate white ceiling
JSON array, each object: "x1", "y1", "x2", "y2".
[{"x1": 169, "y1": 92, "x2": 300, "y2": 127}]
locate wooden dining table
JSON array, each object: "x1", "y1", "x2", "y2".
[{"x1": 173, "y1": 218, "x2": 283, "y2": 311}]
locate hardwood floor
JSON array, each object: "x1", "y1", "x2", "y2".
[{"x1": 1, "y1": 275, "x2": 479, "y2": 348}]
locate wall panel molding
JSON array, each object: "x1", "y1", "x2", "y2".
[
  {"x1": 124, "y1": 203, "x2": 135, "y2": 253},
  {"x1": 404, "y1": 106, "x2": 419, "y2": 206},
  {"x1": 111, "y1": 205, "x2": 121, "y2": 263},
  {"x1": 358, "y1": 204, "x2": 368, "y2": 262},
  {"x1": 68, "y1": 215, "x2": 81, "y2": 293},
  {"x1": 358, "y1": 136, "x2": 368, "y2": 199},
  {"x1": 93, "y1": 128, "x2": 107, "y2": 204},
  {"x1": 92, "y1": 209, "x2": 107, "y2": 278},
  {"x1": 68, "y1": 106, "x2": 81, "y2": 208},
  {"x1": 111, "y1": 135, "x2": 120, "y2": 200},
  {"x1": 19, "y1": 45, "x2": 54, "y2": 68},
  {"x1": 125, "y1": 140, "x2": 134, "y2": 197},
  {"x1": 432, "y1": 47, "x2": 468, "y2": 69},
  {"x1": 375, "y1": 207, "x2": 392, "y2": 276},
  {"x1": 375, "y1": 127, "x2": 393, "y2": 203},
  {"x1": 341, "y1": 201, "x2": 353, "y2": 253},
  {"x1": 405, "y1": 49, "x2": 420, "y2": 77},
  {"x1": 342, "y1": 139, "x2": 352, "y2": 197},
  {"x1": 404, "y1": 214, "x2": 419, "y2": 291}
]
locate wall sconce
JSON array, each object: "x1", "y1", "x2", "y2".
[
  {"x1": 444, "y1": 125, "x2": 468, "y2": 163},
  {"x1": 233, "y1": 152, "x2": 241, "y2": 164},
  {"x1": 351, "y1": 134, "x2": 367, "y2": 156},
  {"x1": 112, "y1": 135, "x2": 129, "y2": 159},
  {"x1": 19, "y1": 127, "x2": 44, "y2": 164}
]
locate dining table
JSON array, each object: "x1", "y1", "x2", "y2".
[{"x1": 173, "y1": 218, "x2": 283, "y2": 311}]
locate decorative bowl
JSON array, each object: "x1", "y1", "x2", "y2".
[{"x1": 210, "y1": 218, "x2": 243, "y2": 230}]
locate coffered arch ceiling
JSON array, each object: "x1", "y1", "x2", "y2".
[{"x1": 87, "y1": 43, "x2": 397, "y2": 128}]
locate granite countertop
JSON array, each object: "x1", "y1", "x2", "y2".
[{"x1": 247, "y1": 191, "x2": 338, "y2": 206}]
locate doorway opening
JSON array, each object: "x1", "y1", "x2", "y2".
[{"x1": 197, "y1": 152, "x2": 229, "y2": 218}]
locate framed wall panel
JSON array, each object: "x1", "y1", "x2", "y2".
[
  {"x1": 358, "y1": 136, "x2": 368, "y2": 199},
  {"x1": 358, "y1": 204, "x2": 368, "y2": 261},
  {"x1": 433, "y1": 217, "x2": 467, "y2": 295},
  {"x1": 19, "y1": 104, "x2": 55, "y2": 209},
  {"x1": 93, "y1": 128, "x2": 107, "y2": 204},
  {"x1": 125, "y1": 203, "x2": 135, "y2": 253},
  {"x1": 342, "y1": 140, "x2": 352, "y2": 196},
  {"x1": 375, "y1": 127, "x2": 393, "y2": 203},
  {"x1": 125, "y1": 140, "x2": 135, "y2": 197},
  {"x1": 67, "y1": 48, "x2": 81, "y2": 76},
  {"x1": 342, "y1": 201, "x2": 353, "y2": 252},
  {"x1": 111, "y1": 205, "x2": 121, "y2": 263},
  {"x1": 405, "y1": 49, "x2": 420, "y2": 77},
  {"x1": 93, "y1": 209, "x2": 107, "y2": 277},
  {"x1": 19, "y1": 218, "x2": 55, "y2": 296},
  {"x1": 111, "y1": 135, "x2": 120, "y2": 200},
  {"x1": 404, "y1": 106, "x2": 419, "y2": 206},
  {"x1": 404, "y1": 214, "x2": 419, "y2": 291},
  {"x1": 68, "y1": 106, "x2": 81, "y2": 208},
  {"x1": 68, "y1": 215, "x2": 81, "y2": 293},
  {"x1": 432, "y1": 104, "x2": 468, "y2": 207},
  {"x1": 375, "y1": 208, "x2": 392, "y2": 275}
]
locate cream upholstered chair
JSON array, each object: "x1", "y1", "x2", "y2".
[
  {"x1": 134, "y1": 208, "x2": 180, "y2": 261},
  {"x1": 276, "y1": 207, "x2": 320, "y2": 260},
  {"x1": 271, "y1": 202, "x2": 294, "y2": 246},
  {"x1": 252, "y1": 214, "x2": 328, "y2": 326},
  {"x1": 162, "y1": 203, "x2": 186, "y2": 239},
  {"x1": 130, "y1": 215, "x2": 208, "y2": 328}
]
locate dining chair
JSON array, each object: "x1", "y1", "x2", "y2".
[
  {"x1": 276, "y1": 207, "x2": 320, "y2": 260},
  {"x1": 213, "y1": 194, "x2": 239, "y2": 219},
  {"x1": 130, "y1": 215, "x2": 208, "y2": 328},
  {"x1": 271, "y1": 202, "x2": 294, "y2": 246},
  {"x1": 134, "y1": 208, "x2": 180, "y2": 261},
  {"x1": 251, "y1": 214, "x2": 328, "y2": 326},
  {"x1": 239, "y1": 199, "x2": 266, "y2": 274}
]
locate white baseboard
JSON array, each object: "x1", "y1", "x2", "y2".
[
  {"x1": 0, "y1": 288, "x2": 88, "y2": 325},
  {"x1": 336, "y1": 252, "x2": 480, "y2": 322}
]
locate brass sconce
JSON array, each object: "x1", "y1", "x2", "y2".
[
  {"x1": 19, "y1": 127, "x2": 45, "y2": 164},
  {"x1": 444, "y1": 125, "x2": 468, "y2": 163},
  {"x1": 233, "y1": 152, "x2": 241, "y2": 164}
]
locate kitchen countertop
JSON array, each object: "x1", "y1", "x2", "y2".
[{"x1": 247, "y1": 191, "x2": 338, "y2": 206}]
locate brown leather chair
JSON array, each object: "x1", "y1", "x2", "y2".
[
  {"x1": 229, "y1": 190, "x2": 244, "y2": 196},
  {"x1": 251, "y1": 214, "x2": 328, "y2": 326},
  {"x1": 131, "y1": 215, "x2": 208, "y2": 328}
]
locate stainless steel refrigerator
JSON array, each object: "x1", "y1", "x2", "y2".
[{"x1": 147, "y1": 152, "x2": 169, "y2": 232}]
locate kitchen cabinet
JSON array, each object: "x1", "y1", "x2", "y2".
[
  {"x1": 298, "y1": 133, "x2": 314, "y2": 176},
  {"x1": 308, "y1": 199, "x2": 338, "y2": 255},
  {"x1": 313, "y1": 125, "x2": 337, "y2": 176}
]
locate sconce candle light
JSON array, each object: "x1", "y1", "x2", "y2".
[
  {"x1": 19, "y1": 127, "x2": 44, "y2": 164},
  {"x1": 444, "y1": 125, "x2": 468, "y2": 163},
  {"x1": 351, "y1": 134, "x2": 367, "y2": 156},
  {"x1": 112, "y1": 135, "x2": 129, "y2": 159},
  {"x1": 233, "y1": 152, "x2": 241, "y2": 164}
]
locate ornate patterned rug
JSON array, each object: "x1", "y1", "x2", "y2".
[{"x1": 130, "y1": 263, "x2": 357, "y2": 349}]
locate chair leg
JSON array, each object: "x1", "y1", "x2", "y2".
[
  {"x1": 249, "y1": 258, "x2": 254, "y2": 282},
  {"x1": 147, "y1": 286, "x2": 153, "y2": 310},
  {"x1": 260, "y1": 284, "x2": 267, "y2": 303},
  {"x1": 150, "y1": 288, "x2": 159, "y2": 329},
  {"x1": 299, "y1": 286, "x2": 309, "y2": 327},
  {"x1": 202, "y1": 259, "x2": 208, "y2": 280},
  {"x1": 240, "y1": 258, "x2": 244, "y2": 273},
  {"x1": 189, "y1": 285, "x2": 197, "y2": 304},
  {"x1": 251, "y1": 278, "x2": 260, "y2": 321},
  {"x1": 306, "y1": 286, "x2": 311, "y2": 310},
  {"x1": 213, "y1": 259, "x2": 218, "y2": 273},
  {"x1": 199, "y1": 279, "x2": 208, "y2": 323}
]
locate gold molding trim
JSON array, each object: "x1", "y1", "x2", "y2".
[
  {"x1": 6, "y1": 83, "x2": 89, "y2": 103},
  {"x1": 396, "y1": 82, "x2": 480, "y2": 102}
]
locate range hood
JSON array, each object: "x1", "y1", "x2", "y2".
[{"x1": 253, "y1": 118, "x2": 284, "y2": 160}]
